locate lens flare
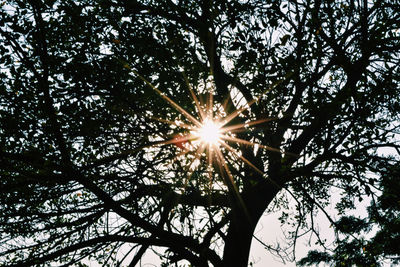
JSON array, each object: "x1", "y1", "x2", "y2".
[
  {"x1": 196, "y1": 119, "x2": 221, "y2": 145},
  {"x1": 128, "y1": 64, "x2": 296, "y2": 190}
]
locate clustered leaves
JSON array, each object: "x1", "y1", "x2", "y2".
[{"x1": 1, "y1": 0, "x2": 399, "y2": 266}]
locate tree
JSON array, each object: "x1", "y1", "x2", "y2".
[
  {"x1": 0, "y1": 0, "x2": 399, "y2": 266},
  {"x1": 298, "y1": 163, "x2": 400, "y2": 267}
]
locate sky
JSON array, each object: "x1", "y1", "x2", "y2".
[{"x1": 3, "y1": 2, "x2": 398, "y2": 266}]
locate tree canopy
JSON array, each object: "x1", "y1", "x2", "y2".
[{"x1": 1, "y1": 0, "x2": 399, "y2": 266}]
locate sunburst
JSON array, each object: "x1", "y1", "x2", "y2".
[
  {"x1": 194, "y1": 119, "x2": 222, "y2": 145},
  {"x1": 125, "y1": 64, "x2": 294, "y2": 197}
]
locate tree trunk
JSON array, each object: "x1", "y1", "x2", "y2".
[
  {"x1": 221, "y1": 215, "x2": 258, "y2": 266},
  {"x1": 221, "y1": 183, "x2": 281, "y2": 266}
]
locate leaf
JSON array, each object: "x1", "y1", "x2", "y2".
[
  {"x1": 229, "y1": 41, "x2": 242, "y2": 51},
  {"x1": 280, "y1": 34, "x2": 290, "y2": 46}
]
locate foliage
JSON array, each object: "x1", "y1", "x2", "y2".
[
  {"x1": 1, "y1": 0, "x2": 399, "y2": 266},
  {"x1": 298, "y1": 164, "x2": 400, "y2": 266}
]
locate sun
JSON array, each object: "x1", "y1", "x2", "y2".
[
  {"x1": 124, "y1": 64, "x2": 297, "y2": 222},
  {"x1": 195, "y1": 119, "x2": 221, "y2": 145},
  {"x1": 128, "y1": 66, "x2": 294, "y2": 185}
]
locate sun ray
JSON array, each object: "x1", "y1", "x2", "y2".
[
  {"x1": 122, "y1": 61, "x2": 298, "y2": 207},
  {"x1": 218, "y1": 76, "x2": 290, "y2": 126},
  {"x1": 146, "y1": 115, "x2": 194, "y2": 130},
  {"x1": 169, "y1": 137, "x2": 208, "y2": 173},
  {"x1": 220, "y1": 135, "x2": 298, "y2": 158},
  {"x1": 207, "y1": 143, "x2": 213, "y2": 168},
  {"x1": 220, "y1": 117, "x2": 279, "y2": 133},
  {"x1": 168, "y1": 148, "x2": 191, "y2": 166},
  {"x1": 153, "y1": 86, "x2": 202, "y2": 127},
  {"x1": 214, "y1": 147, "x2": 239, "y2": 194},
  {"x1": 213, "y1": 95, "x2": 232, "y2": 122},
  {"x1": 193, "y1": 141, "x2": 207, "y2": 161},
  {"x1": 151, "y1": 134, "x2": 197, "y2": 147},
  {"x1": 131, "y1": 68, "x2": 202, "y2": 127},
  {"x1": 179, "y1": 140, "x2": 209, "y2": 195},
  {"x1": 180, "y1": 161, "x2": 197, "y2": 194},
  {"x1": 207, "y1": 88, "x2": 214, "y2": 118},
  {"x1": 214, "y1": 147, "x2": 251, "y2": 222},
  {"x1": 219, "y1": 141, "x2": 264, "y2": 175},
  {"x1": 190, "y1": 86, "x2": 206, "y2": 121},
  {"x1": 221, "y1": 135, "x2": 280, "y2": 152},
  {"x1": 181, "y1": 71, "x2": 207, "y2": 121},
  {"x1": 103, "y1": 105, "x2": 195, "y2": 131},
  {"x1": 207, "y1": 144, "x2": 214, "y2": 188}
]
